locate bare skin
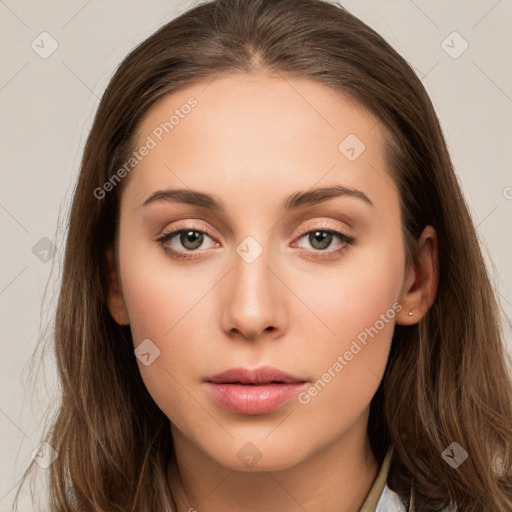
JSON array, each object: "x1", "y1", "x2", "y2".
[{"x1": 106, "y1": 70, "x2": 439, "y2": 512}]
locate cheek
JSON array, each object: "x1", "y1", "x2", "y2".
[
  {"x1": 294, "y1": 232, "x2": 404, "y2": 407},
  {"x1": 119, "y1": 257, "x2": 201, "y2": 423},
  {"x1": 117, "y1": 220, "x2": 195, "y2": 341},
  {"x1": 298, "y1": 225, "x2": 404, "y2": 341}
]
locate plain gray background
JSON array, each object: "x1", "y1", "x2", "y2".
[{"x1": 1, "y1": 0, "x2": 511, "y2": 508}]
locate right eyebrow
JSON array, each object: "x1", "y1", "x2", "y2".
[{"x1": 140, "y1": 188, "x2": 224, "y2": 210}]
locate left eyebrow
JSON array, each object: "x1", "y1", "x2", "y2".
[
  {"x1": 139, "y1": 185, "x2": 374, "y2": 211},
  {"x1": 281, "y1": 185, "x2": 374, "y2": 210}
]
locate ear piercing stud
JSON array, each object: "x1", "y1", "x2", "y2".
[{"x1": 408, "y1": 310, "x2": 413, "y2": 316}]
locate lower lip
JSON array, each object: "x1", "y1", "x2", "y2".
[{"x1": 204, "y1": 382, "x2": 307, "y2": 415}]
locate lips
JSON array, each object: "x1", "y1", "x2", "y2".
[
  {"x1": 204, "y1": 366, "x2": 308, "y2": 415},
  {"x1": 204, "y1": 366, "x2": 306, "y2": 385}
]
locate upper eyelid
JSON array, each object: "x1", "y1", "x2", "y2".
[
  {"x1": 295, "y1": 221, "x2": 350, "y2": 237},
  {"x1": 160, "y1": 218, "x2": 352, "y2": 238}
]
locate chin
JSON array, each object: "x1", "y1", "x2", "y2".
[{"x1": 204, "y1": 436, "x2": 312, "y2": 473}]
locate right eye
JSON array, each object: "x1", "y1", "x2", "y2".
[{"x1": 156, "y1": 226, "x2": 219, "y2": 260}]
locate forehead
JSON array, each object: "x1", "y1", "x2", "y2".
[{"x1": 123, "y1": 72, "x2": 398, "y2": 215}]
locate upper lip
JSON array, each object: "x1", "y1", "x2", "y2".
[{"x1": 205, "y1": 366, "x2": 306, "y2": 385}]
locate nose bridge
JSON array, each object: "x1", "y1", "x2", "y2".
[{"x1": 221, "y1": 234, "x2": 284, "y2": 339}]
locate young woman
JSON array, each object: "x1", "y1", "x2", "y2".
[{"x1": 13, "y1": 0, "x2": 512, "y2": 510}]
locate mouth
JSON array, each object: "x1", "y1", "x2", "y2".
[
  {"x1": 220, "y1": 381, "x2": 290, "y2": 385},
  {"x1": 204, "y1": 365, "x2": 306, "y2": 385},
  {"x1": 203, "y1": 366, "x2": 308, "y2": 415}
]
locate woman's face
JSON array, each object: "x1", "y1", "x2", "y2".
[{"x1": 109, "y1": 71, "x2": 412, "y2": 471}]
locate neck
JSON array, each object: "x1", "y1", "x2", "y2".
[{"x1": 167, "y1": 412, "x2": 380, "y2": 512}]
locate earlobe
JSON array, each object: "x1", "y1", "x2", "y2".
[
  {"x1": 105, "y1": 246, "x2": 130, "y2": 326},
  {"x1": 396, "y1": 225, "x2": 439, "y2": 325}
]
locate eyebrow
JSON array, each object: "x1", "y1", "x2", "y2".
[{"x1": 140, "y1": 185, "x2": 374, "y2": 211}]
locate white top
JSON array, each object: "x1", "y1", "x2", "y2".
[{"x1": 376, "y1": 485, "x2": 411, "y2": 511}]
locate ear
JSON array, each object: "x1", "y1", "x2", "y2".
[
  {"x1": 396, "y1": 225, "x2": 439, "y2": 325},
  {"x1": 105, "y1": 245, "x2": 130, "y2": 325}
]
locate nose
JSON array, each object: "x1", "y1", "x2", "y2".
[{"x1": 220, "y1": 248, "x2": 287, "y2": 341}]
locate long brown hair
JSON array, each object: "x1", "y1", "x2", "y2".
[{"x1": 13, "y1": 0, "x2": 512, "y2": 510}]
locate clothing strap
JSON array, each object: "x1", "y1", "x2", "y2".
[
  {"x1": 359, "y1": 446, "x2": 394, "y2": 511},
  {"x1": 408, "y1": 479, "x2": 415, "y2": 511}
]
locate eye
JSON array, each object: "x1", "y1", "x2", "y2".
[
  {"x1": 156, "y1": 225, "x2": 218, "y2": 261},
  {"x1": 293, "y1": 222, "x2": 356, "y2": 260}
]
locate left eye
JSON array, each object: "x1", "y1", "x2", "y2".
[{"x1": 296, "y1": 229, "x2": 353, "y2": 251}]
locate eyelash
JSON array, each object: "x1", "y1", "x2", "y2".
[{"x1": 156, "y1": 221, "x2": 356, "y2": 261}]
